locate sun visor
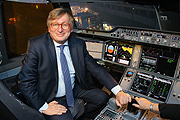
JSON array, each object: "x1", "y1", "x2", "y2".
[{"x1": 5, "y1": 0, "x2": 47, "y2": 3}]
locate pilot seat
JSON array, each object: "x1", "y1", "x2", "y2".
[{"x1": 0, "y1": 79, "x2": 84, "y2": 120}]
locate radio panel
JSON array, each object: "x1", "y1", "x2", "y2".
[{"x1": 120, "y1": 29, "x2": 139, "y2": 41}]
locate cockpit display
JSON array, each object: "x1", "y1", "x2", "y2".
[
  {"x1": 139, "y1": 46, "x2": 179, "y2": 77},
  {"x1": 104, "y1": 41, "x2": 134, "y2": 65},
  {"x1": 130, "y1": 72, "x2": 172, "y2": 102}
]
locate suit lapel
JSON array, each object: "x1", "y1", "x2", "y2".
[
  {"x1": 68, "y1": 35, "x2": 79, "y2": 73},
  {"x1": 46, "y1": 33, "x2": 58, "y2": 82}
]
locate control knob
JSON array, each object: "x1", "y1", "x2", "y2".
[
  {"x1": 157, "y1": 38, "x2": 161, "y2": 42},
  {"x1": 140, "y1": 36, "x2": 144, "y2": 41},
  {"x1": 146, "y1": 37, "x2": 151, "y2": 42}
]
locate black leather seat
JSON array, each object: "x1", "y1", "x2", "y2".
[{"x1": 0, "y1": 80, "x2": 84, "y2": 120}]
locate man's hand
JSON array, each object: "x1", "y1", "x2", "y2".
[
  {"x1": 132, "y1": 97, "x2": 152, "y2": 110},
  {"x1": 132, "y1": 97, "x2": 159, "y2": 112},
  {"x1": 115, "y1": 91, "x2": 131, "y2": 107},
  {"x1": 42, "y1": 101, "x2": 67, "y2": 115}
]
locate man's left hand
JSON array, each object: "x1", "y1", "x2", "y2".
[{"x1": 115, "y1": 91, "x2": 131, "y2": 107}]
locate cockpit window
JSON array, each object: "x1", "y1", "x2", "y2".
[
  {"x1": 70, "y1": 2, "x2": 159, "y2": 31},
  {"x1": 2, "y1": 1, "x2": 53, "y2": 58}
]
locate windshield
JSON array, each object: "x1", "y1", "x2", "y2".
[
  {"x1": 2, "y1": 1, "x2": 54, "y2": 58},
  {"x1": 70, "y1": 2, "x2": 160, "y2": 31}
]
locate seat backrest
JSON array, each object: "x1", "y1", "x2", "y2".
[
  {"x1": 0, "y1": 100, "x2": 17, "y2": 120},
  {"x1": 0, "y1": 80, "x2": 46, "y2": 120}
]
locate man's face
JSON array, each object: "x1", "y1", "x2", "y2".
[{"x1": 48, "y1": 13, "x2": 73, "y2": 44}]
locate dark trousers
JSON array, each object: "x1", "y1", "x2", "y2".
[{"x1": 44, "y1": 83, "x2": 109, "y2": 120}]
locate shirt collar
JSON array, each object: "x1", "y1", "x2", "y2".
[{"x1": 53, "y1": 40, "x2": 68, "y2": 47}]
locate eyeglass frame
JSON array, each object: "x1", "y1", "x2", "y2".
[{"x1": 50, "y1": 23, "x2": 71, "y2": 30}]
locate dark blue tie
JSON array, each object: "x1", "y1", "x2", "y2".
[{"x1": 59, "y1": 45, "x2": 74, "y2": 107}]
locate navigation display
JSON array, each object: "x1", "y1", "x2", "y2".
[
  {"x1": 130, "y1": 72, "x2": 172, "y2": 102},
  {"x1": 139, "y1": 46, "x2": 179, "y2": 77},
  {"x1": 104, "y1": 41, "x2": 134, "y2": 65}
]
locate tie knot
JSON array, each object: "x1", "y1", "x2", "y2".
[{"x1": 59, "y1": 45, "x2": 65, "y2": 53}]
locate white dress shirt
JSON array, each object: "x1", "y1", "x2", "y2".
[{"x1": 54, "y1": 40, "x2": 75, "y2": 97}]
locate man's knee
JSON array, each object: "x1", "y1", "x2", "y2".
[
  {"x1": 44, "y1": 109, "x2": 73, "y2": 120},
  {"x1": 95, "y1": 90, "x2": 109, "y2": 105}
]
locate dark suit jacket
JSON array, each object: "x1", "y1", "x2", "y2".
[
  {"x1": 18, "y1": 32, "x2": 118, "y2": 110},
  {"x1": 159, "y1": 103, "x2": 180, "y2": 120}
]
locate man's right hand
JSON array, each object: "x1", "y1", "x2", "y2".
[
  {"x1": 42, "y1": 101, "x2": 67, "y2": 115},
  {"x1": 132, "y1": 97, "x2": 152, "y2": 110}
]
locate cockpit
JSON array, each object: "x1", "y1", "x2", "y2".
[{"x1": 0, "y1": 0, "x2": 179, "y2": 120}]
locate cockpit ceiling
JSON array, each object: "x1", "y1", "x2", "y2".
[
  {"x1": 5, "y1": 0, "x2": 177, "y2": 4},
  {"x1": 5, "y1": 0, "x2": 121, "y2": 3}
]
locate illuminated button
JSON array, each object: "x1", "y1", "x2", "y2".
[
  {"x1": 178, "y1": 94, "x2": 180, "y2": 98},
  {"x1": 121, "y1": 33, "x2": 125, "y2": 38},
  {"x1": 157, "y1": 38, "x2": 161, "y2": 42},
  {"x1": 173, "y1": 93, "x2": 176, "y2": 97},
  {"x1": 140, "y1": 36, "x2": 144, "y2": 40},
  {"x1": 126, "y1": 36, "x2": 130, "y2": 39},
  {"x1": 164, "y1": 40, "x2": 167, "y2": 43},
  {"x1": 146, "y1": 37, "x2": 151, "y2": 41},
  {"x1": 145, "y1": 68, "x2": 149, "y2": 70},
  {"x1": 172, "y1": 43, "x2": 176, "y2": 46}
]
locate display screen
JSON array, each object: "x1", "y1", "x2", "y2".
[
  {"x1": 139, "y1": 46, "x2": 179, "y2": 77},
  {"x1": 84, "y1": 39, "x2": 104, "y2": 59},
  {"x1": 130, "y1": 72, "x2": 172, "y2": 102},
  {"x1": 126, "y1": 71, "x2": 133, "y2": 77},
  {"x1": 103, "y1": 109, "x2": 117, "y2": 118},
  {"x1": 104, "y1": 41, "x2": 134, "y2": 65}
]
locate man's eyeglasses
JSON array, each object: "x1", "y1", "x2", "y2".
[{"x1": 50, "y1": 23, "x2": 70, "y2": 30}]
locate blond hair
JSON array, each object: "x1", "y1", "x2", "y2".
[{"x1": 47, "y1": 8, "x2": 74, "y2": 29}]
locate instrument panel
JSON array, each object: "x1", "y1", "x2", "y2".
[
  {"x1": 81, "y1": 27, "x2": 180, "y2": 120},
  {"x1": 81, "y1": 27, "x2": 180, "y2": 49},
  {"x1": 80, "y1": 27, "x2": 180, "y2": 104}
]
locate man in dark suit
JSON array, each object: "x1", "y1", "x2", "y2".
[{"x1": 18, "y1": 8, "x2": 131, "y2": 120}]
